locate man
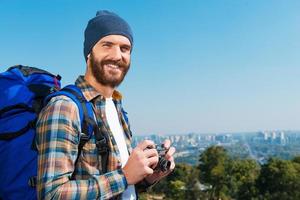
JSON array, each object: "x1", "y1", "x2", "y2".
[{"x1": 36, "y1": 10, "x2": 175, "y2": 199}]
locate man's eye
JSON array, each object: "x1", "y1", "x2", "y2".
[
  {"x1": 103, "y1": 43, "x2": 111, "y2": 47},
  {"x1": 121, "y1": 46, "x2": 131, "y2": 53}
]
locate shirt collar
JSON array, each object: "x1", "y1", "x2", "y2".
[{"x1": 75, "y1": 76, "x2": 123, "y2": 102}]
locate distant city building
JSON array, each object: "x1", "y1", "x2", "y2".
[
  {"x1": 271, "y1": 132, "x2": 277, "y2": 140},
  {"x1": 132, "y1": 130, "x2": 297, "y2": 166}
]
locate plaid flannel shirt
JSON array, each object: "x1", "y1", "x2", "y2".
[{"x1": 36, "y1": 76, "x2": 148, "y2": 199}]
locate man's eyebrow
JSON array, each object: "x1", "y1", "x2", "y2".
[
  {"x1": 100, "y1": 40, "x2": 114, "y2": 45},
  {"x1": 100, "y1": 40, "x2": 131, "y2": 48}
]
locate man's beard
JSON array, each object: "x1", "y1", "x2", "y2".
[{"x1": 90, "y1": 52, "x2": 130, "y2": 88}]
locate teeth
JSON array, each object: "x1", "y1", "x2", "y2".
[{"x1": 106, "y1": 64, "x2": 118, "y2": 69}]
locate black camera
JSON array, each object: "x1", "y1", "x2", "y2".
[{"x1": 147, "y1": 144, "x2": 171, "y2": 172}]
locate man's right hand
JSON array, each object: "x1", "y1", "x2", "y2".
[{"x1": 122, "y1": 140, "x2": 159, "y2": 185}]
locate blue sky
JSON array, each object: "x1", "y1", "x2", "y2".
[{"x1": 1, "y1": 0, "x2": 300, "y2": 135}]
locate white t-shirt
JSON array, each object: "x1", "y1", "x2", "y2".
[{"x1": 105, "y1": 97, "x2": 136, "y2": 200}]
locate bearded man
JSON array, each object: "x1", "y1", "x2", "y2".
[{"x1": 36, "y1": 10, "x2": 175, "y2": 200}]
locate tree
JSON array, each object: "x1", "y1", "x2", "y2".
[
  {"x1": 168, "y1": 180, "x2": 186, "y2": 199},
  {"x1": 227, "y1": 159, "x2": 260, "y2": 200},
  {"x1": 292, "y1": 156, "x2": 300, "y2": 164},
  {"x1": 257, "y1": 158, "x2": 300, "y2": 200},
  {"x1": 151, "y1": 163, "x2": 204, "y2": 199},
  {"x1": 151, "y1": 163, "x2": 191, "y2": 194},
  {"x1": 184, "y1": 166, "x2": 203, "y2": 200},
  {"x1": 198, "y1": 146, "x2": 230, "y2": 200}
]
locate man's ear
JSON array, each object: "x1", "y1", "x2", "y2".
[
  {"x1": 87, "y1": 53, "x2": 91, "y2": 62},
  {"x1": 86, "y1": 53, "x2": 91, "y2": 65},
  {"x1": 85, "y1": 54, "x2": 91, "y2": 72}
]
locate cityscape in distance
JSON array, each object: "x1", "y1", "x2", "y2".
[{"x1": 132, "y1": 130, "x2": 300, "y2": 166}]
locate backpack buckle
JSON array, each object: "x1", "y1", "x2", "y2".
[
  {"x1": 80, "y1": 134, "x2": 90, "y2": 142},
  {"x1": 96, "y1": 138, "x2": 109, "y2": 155}
]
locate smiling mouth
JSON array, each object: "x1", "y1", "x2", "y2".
[
  {"x1": 106, "y1": 63, "x2": 119, "y2": 69},
  {"x1": 104, "y1": 63, "x2": 122, "y2": 74}
]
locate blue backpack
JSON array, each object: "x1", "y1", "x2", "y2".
[{"x1": 0, "y1": 65, "x2": 109, "y2": 200}]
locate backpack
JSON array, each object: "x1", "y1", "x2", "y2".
[{"x1": 0, "y1": 65, "x2": 109, "y2": 200}]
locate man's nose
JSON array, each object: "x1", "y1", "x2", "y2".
[{"x1": 109, "y1": 46, "x2": 122, "y2": 61}]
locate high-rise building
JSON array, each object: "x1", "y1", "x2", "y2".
[{"x1": 271, "y1": 132, "x2": 277, "y2": 140}]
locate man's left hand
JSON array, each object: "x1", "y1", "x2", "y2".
[{"x1": 144, "y1": 139, "x2": 176, "y2": 184}]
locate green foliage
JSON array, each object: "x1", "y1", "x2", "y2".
[
  {"x1": 257, "y1": 158, "x2": 300, "y2": 200},
  {"x1": 138, "y1": 193, "x2": 148, "y2": 200},
  {"x1": 198, "y1": 146, "x2": 300, "y2": 199},
  {"x1": 227, "y1": 159, "x2": 260, "y2": 199},
  {"x1": 168, "y1": 180, "x2": 185, "y2": 199},
  {"x1": 151, "y1": 163, "x2": 191, "y2": 194},
  {"x1": 141, "y1": 146, "x2": 300, "y2": 200},
  {"x1": 198, "y1": 146, "x2": 230, "y2": 199},
  {"x1": 150, "y1": 163, "x2": 204, "y2": 199},
  {"x1": 184, "y1": 166, "x2": 204, "y2": 200},
  {"x1": 292, "y1": 155, "x2": 300, "y2": 164}
]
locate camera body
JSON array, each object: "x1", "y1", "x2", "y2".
[{"x1": 147, "y1": 144, "x2": 171, "y2": 172}]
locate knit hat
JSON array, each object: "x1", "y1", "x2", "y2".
[{"x1": 83, "y1": 10, "x2": 133, "y2": 61}]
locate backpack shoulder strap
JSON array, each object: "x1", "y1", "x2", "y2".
[{"x1": 45, "y1": 84, "x2": 109, "y2": 175}]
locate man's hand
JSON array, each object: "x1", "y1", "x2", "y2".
[
  {"x1": 122, "y1": 140, "x2": 159, "y2": 185},
  {"x1": 144, "y1": 139, "x2": 176, "y2": 184}
]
